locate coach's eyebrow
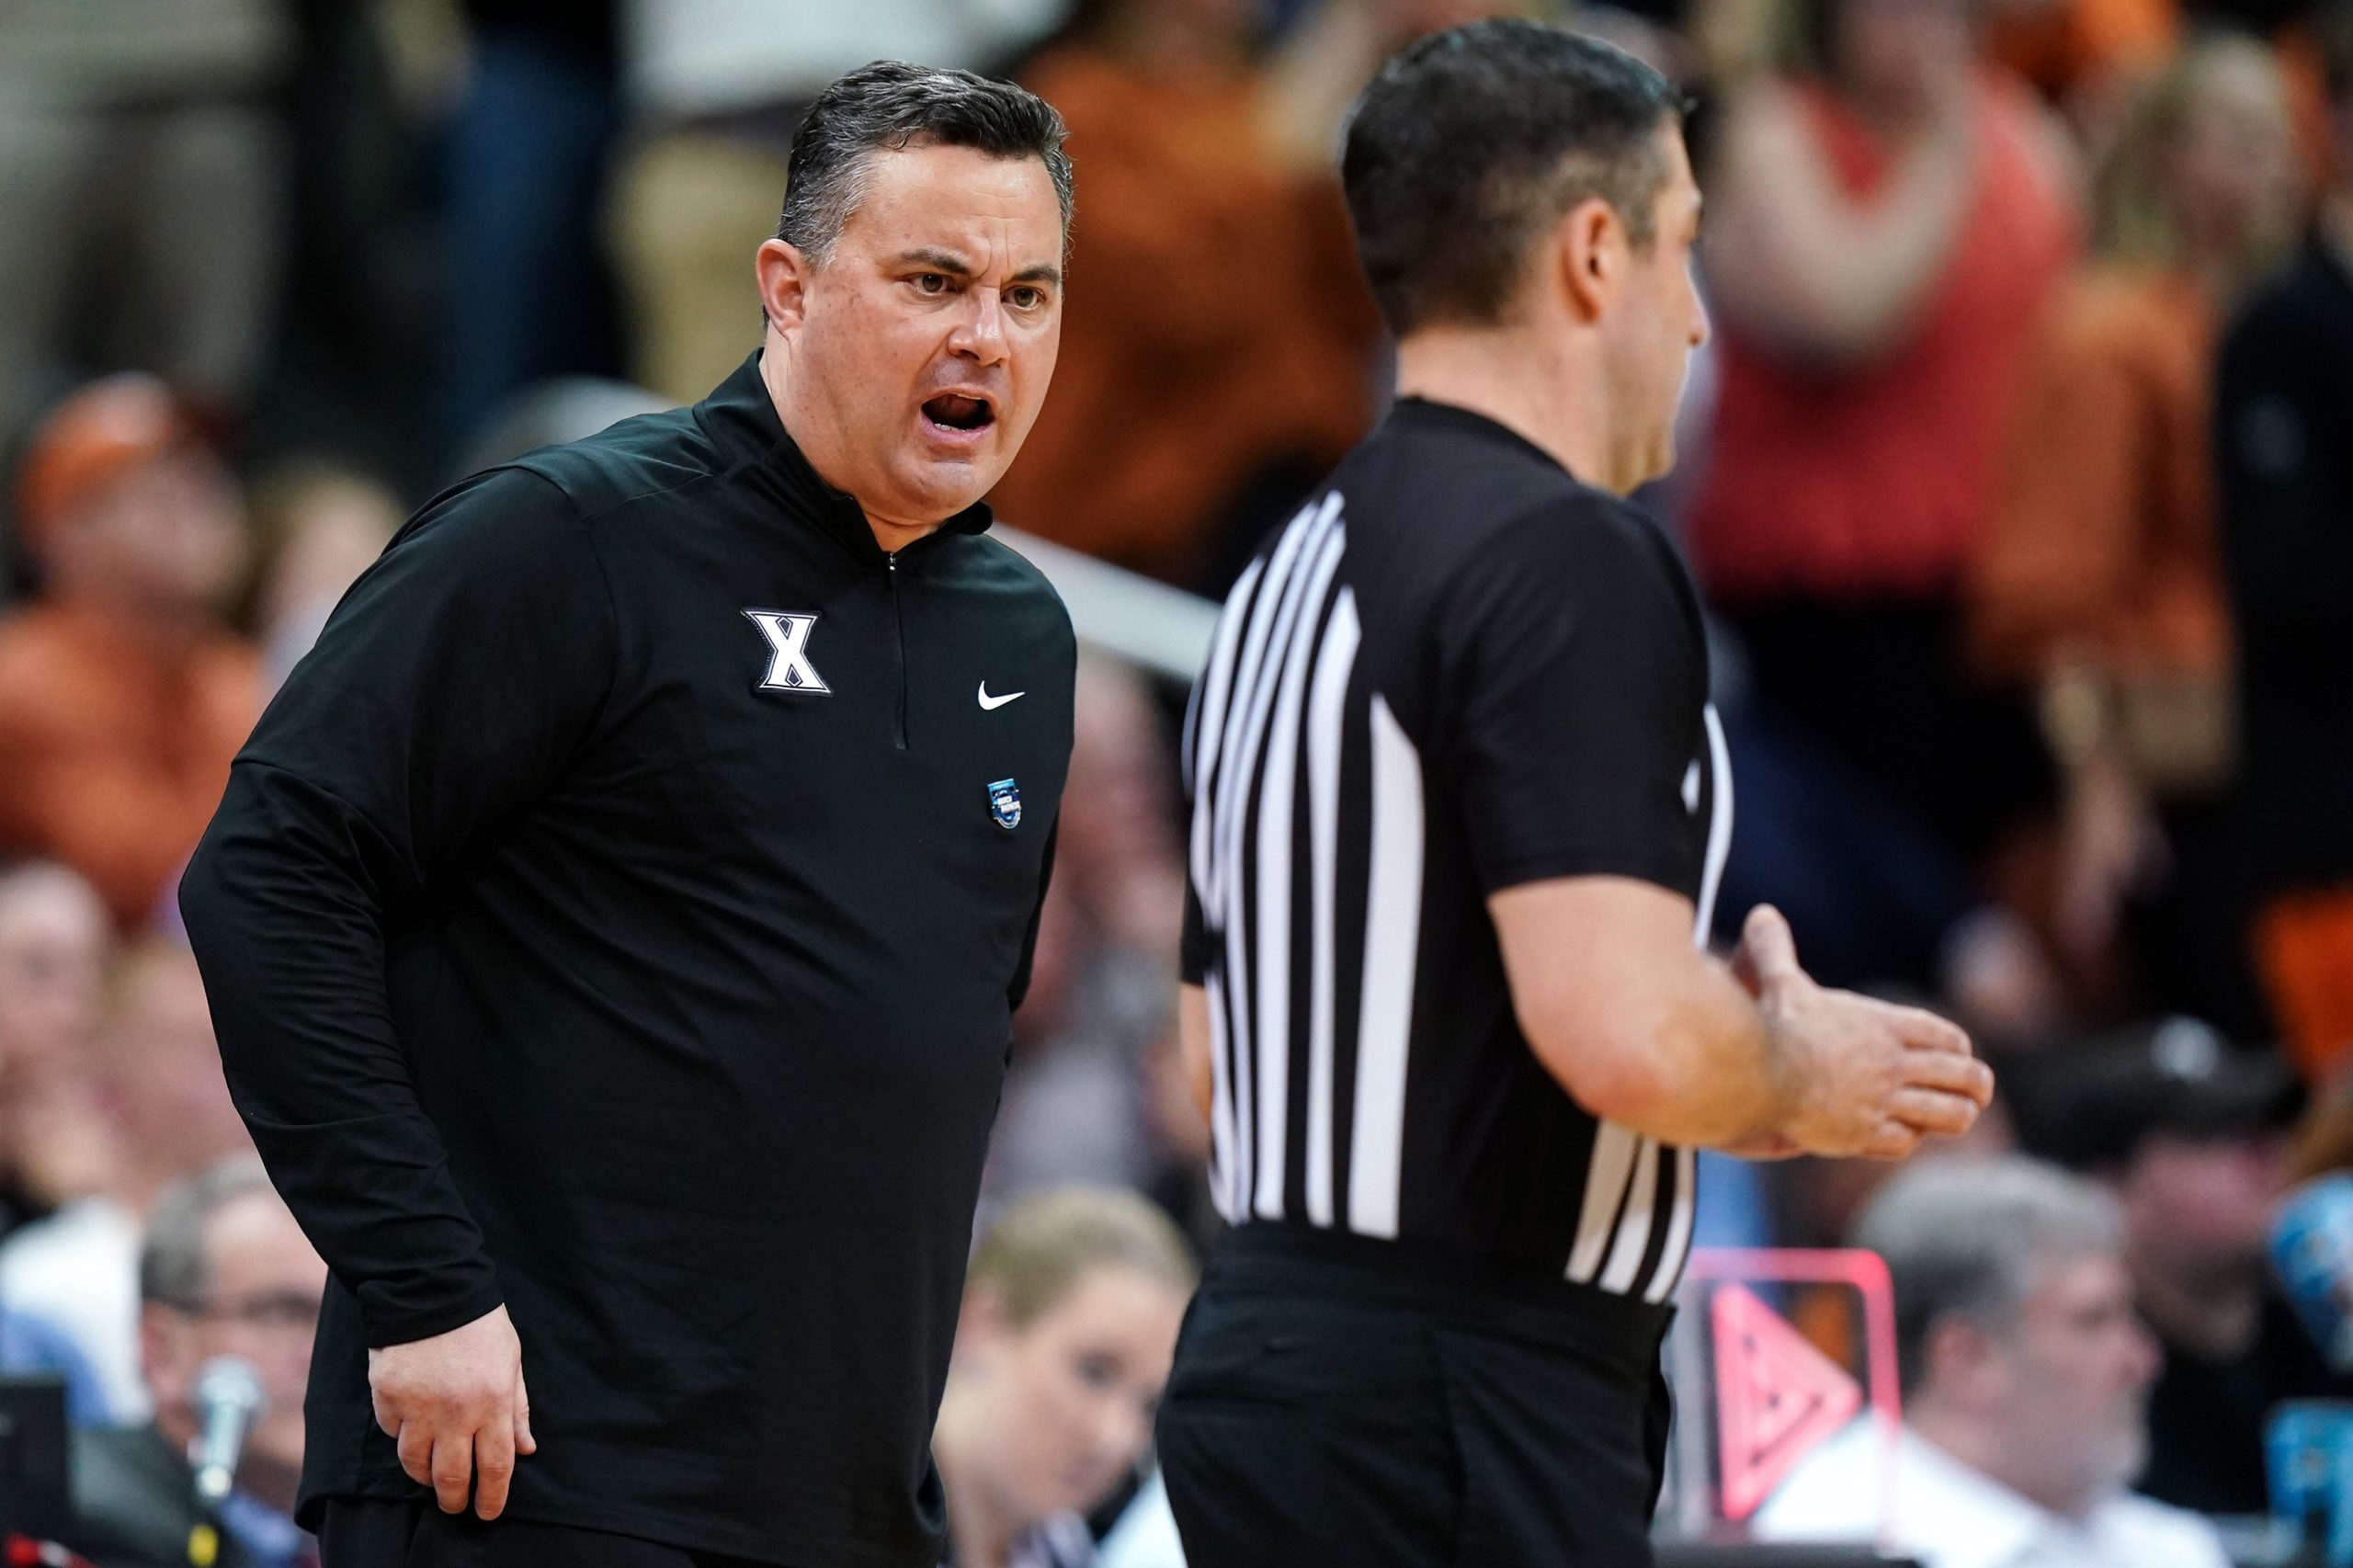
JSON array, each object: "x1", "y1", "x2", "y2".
[
  {"x1": 892, "y1": 249, "x2": 1062, "y2": 289},
  {"x1": 894, "y1": 248, "x2": 975, "y2": 276}
]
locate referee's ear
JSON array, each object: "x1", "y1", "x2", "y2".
[
  {"x1": 756, "y1": 238, "x2": 815, "y2": 337},
  {"x1": 1552, "y1": 197, "x2": 1624, "y2": 326}
]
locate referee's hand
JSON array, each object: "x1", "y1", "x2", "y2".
[
  {"x1": 369, "y1": 1304, "x2": 537, "y2": 1519},
  {"x1": 1735, "y1": 904, "x2": 1995, "y2": 1161}
]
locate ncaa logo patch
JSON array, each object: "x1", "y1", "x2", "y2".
[{"x1": 988, "y1": 778, "x2": 1022, "y2": 831}]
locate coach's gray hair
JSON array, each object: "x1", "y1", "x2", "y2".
[
  {"x1": 777, "y1": 60, "x2": 1074, "y2": 267},
  {"x1": 1854, "y1": 1155, "x2": 2125, "y2": 1393},
  {"x1": 141, "y1": 1154, "x2": 278, "y2": 1308}
]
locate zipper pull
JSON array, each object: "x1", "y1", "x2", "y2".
[{"x1": 887, "y1": 551, "x2": 897, "y2": 574}]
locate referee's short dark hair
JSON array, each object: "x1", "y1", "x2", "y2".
[
  {"x1": 1342, "y1": 19, "x2": 1686, "y2": 337},
  {"x1": 778, "y1": 61, "x2": 1074, "y2": 265}
]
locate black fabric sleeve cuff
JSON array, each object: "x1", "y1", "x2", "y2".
[
  {"x1": 1179, "y1": 929, "x2": 1214, "y2": 986},
  {"x1": 358, "y1": 1273, "x2": 507, "y2": 1349},
  {"x1": 1179, "y1": 876, "x2": 1214, "y2": 984},
  {"x1": 1476, "y1": 845, "x2": 1700, "y2": 903}
]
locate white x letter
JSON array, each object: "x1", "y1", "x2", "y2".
[{"x1": 743, "y1": 610, "x2": 831, "y2": 694}]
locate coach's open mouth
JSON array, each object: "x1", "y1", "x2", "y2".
[{"x1": 922, "y1": 393, "x2": 995, "y2": 432}]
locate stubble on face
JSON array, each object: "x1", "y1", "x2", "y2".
[
  {"x1": 1622, "y1": 130, "x2": 1707, "y2": 493},
  {"x1": 2010, "y1": 1254, "x2": 2158, "y2": 1502}
]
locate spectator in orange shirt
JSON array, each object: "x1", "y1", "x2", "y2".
[
  {"x1": 0, "y1": 374, "x2": 262, "y2": 928},
  {"x1": 1989, "y1": 0, "x2": 2181, "y2": 108},
  {"x1": 994, "y1": 0, "x2": 1382, "y2": 590},
  {"x1": 1973, "y1": 36, "x2": 2300, "y2": 1021}
]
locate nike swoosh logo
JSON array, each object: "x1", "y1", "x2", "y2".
[{"x1": 978, "y1": 682, "x2": 1026, "y2": 711}]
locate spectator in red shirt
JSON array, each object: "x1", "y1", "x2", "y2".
[
  {"x1": 1690, "y1": 0, "x2": 2079, "y2": 861},
  {"x1": 995, "y1": 0, "x2": 1380, "y2": 591}
]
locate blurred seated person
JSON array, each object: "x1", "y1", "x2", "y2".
[
  {"x1": 0, "y1": 859, "x2": 119, "y2": 1232},
  {"x1": 0, "y1": 374, "x2": 261, "y2": 930},
  {"x1": 983, "y1": 659, "x2": 1193, "y2": 1221},
  {"x1": 60, "y1": 1156, "x2": 325, "y2": 1568},
  {"x1": 1688, "y1": 0, "x2": 2077, "y2": 869},
  {"x1": 1055, "y1": 656, "x2": 1187, "y2": 959},
  {"x1": 1756, "y1": 1155, "x2": 2228, "y2": 1567},
  {"x1": 0, "y1": 859, "x2": 117, "y2": 1421},
  {"x1": 1, "y1": 941, "x2": 254, "y2": 1424},
  {"x1": 238, "y1": 461, "x2": 401, "y2": 695},
  {"x1": 1972, "y1": 36, "x2": 2300, "y2": 1027},
  {"x1": 2221, "y1": 4, "x2": 2353, "y2": 1078},
  {"x1": 2006, "y1": 1017, "x2": 2325, "y2": 1513},
  {"x1": 995, "y1": 0, "x2": 1382, "y2": 590},
  {"x1": 933, "y1": 1187, "x2": 1196, "y2": 1568}
]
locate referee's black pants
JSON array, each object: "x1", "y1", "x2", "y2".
[
  {"x1": 316, "y1": 1498, "x2": 772, "y2": 1568},
  {"x1": 1156, "y1": 1224, "x2": 1674, "y2": 1568}
]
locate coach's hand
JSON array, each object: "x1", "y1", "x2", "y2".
[
  {"x1": 369, "y1": 1304, "x2": 536, "y2": 1519},
  {"x1": 1734, "y1": 904, "x2": 1995, "y2": 1161}
]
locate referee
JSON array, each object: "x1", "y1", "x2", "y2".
[
  {"x1": 180, "y1": 64, "x2": 1076, "y2": 1568},
  {"x1": 1157, "y1": 23, "x2": 1995, "y2": 1567}
]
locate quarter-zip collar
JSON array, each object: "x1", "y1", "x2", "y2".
[{"x1": 695, "y1": 350, "x2": 995, "y2": 566}]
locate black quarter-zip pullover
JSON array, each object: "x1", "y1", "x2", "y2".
[{"x1": 180, "y1": 354, "x2": 1075, "y2": 1567}]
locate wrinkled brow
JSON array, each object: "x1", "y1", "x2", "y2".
[{"x1": 892, "y1": 247, "x2": 1062, "y2": 288}]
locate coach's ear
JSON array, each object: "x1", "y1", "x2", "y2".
[
  {"x1": 1553, "y1": 196, "x2": 1623, "y2": 325},
  {"x1": 756, "y1": 238, "x2": 815, "y2": 337}
]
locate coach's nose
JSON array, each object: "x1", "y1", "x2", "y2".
[{"x1": 948, "y1": 291, "x2": 1010, "y2": 368}]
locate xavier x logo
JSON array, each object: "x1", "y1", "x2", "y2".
[{"x1": 743, "y1": 609, "x2": 832, "y2": 694}]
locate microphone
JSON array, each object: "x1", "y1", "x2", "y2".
[{"x1": 188, "y1": 1357, "x2": 265, "y2": 1507}]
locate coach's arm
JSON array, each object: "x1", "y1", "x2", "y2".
[
  {"x1": 179, "y1": 469, "x2": 604, "y2": 1519},
  {"x1": 1491, "y1": 880, "x2": 1990, "y2": 1159}
]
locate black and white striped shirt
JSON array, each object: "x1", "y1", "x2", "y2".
[{"x1": 1179, "y1": 399, "x2": 1732, "y2": 1304}]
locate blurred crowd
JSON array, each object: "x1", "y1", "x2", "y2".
[{"x1": 5, "y1": 0, "x2": 2353, "y2": 1562}]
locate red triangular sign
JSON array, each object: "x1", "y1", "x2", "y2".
[{"x1": 1711, "y1": 1282, "x2": 1864, "y2": 1519}]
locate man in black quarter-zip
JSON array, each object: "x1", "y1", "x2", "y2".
[{"x1": 178, "y1": 62, "x2": 1077, "y2": 1568}]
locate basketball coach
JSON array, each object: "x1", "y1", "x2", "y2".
[
  {"x1": 1158, "y1": 21, "x2": 1995, "y2": 1567},
  {"x1": 181, "y1": 63, "x2": 1077, "y2": 1568}
]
